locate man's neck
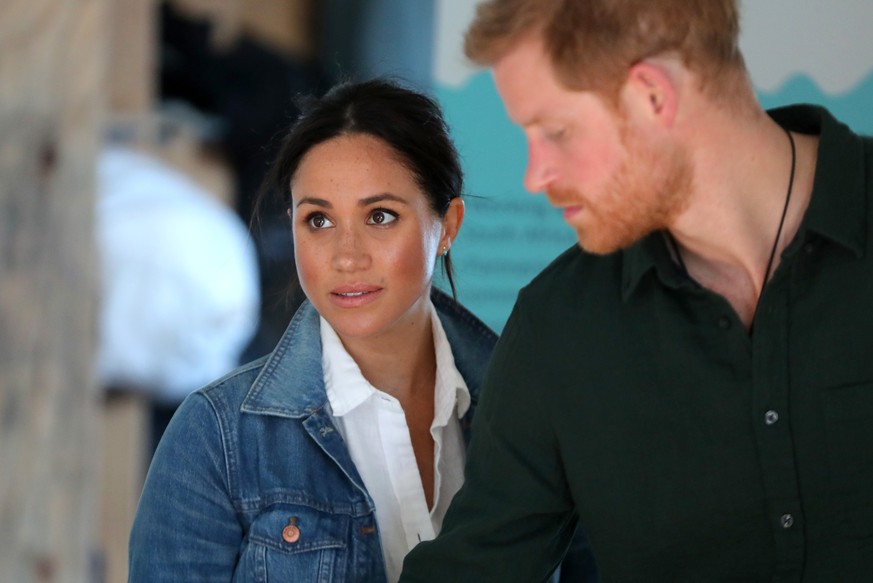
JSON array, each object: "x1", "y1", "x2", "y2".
[{"x1": 667, "y1": 108, "x2": 819, "y2": 328}]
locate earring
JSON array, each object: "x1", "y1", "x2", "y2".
[{"x1": 441, "y1": 246, "x2": 449, "y2": 257}]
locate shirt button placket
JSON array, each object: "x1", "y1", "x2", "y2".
[
  {"x1": 764, "y1": 410, "x2": 798, "y2": 538},
  {"x1": 750, "y1": 271, "x2": 806, "y2": 578}
]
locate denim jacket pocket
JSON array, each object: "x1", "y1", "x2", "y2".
[{"x1": 243, "y1": 505, "x2": 349, "y2": 583}]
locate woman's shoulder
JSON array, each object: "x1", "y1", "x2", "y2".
[{"x1": 193, "y1": 354, "x2": 270, "y2": 411}]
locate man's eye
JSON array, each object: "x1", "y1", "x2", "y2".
[
  {"x1": 306, "y1": 213, "x2": 334, "y2": 229},
  {"x1": 545, "y1": 127, "x2": 566, "y2": 141},
  {"x1": 367, "y1": 209, "x2": 398, "y2": 226}
]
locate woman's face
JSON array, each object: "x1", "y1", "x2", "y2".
[{"x1": 290, "y1": 133, "x2": 461, "y2": 345}]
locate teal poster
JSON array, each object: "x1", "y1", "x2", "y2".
[{"x1": 433, "y1": 0, "x2": 873, "y2": 331}]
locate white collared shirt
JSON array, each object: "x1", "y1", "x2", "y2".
[{"x1": 321, "y1": 302, "x2": 470, "y2": 583}]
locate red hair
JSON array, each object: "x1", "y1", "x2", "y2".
[{"x1": 465, "y1": 0, "x2": 746, "y2": 102}]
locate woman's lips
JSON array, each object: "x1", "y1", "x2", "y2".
[{"x1": 330, "y1": 286, "x2": 383, "y2": 308}]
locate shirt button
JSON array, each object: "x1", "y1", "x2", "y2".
[
  {"x1": 804, "y1": 242, "x2": 816, "y2": 255},
  {"x1": 717, "y1": 316, "x2": 732, "y2": 330},
  {"x1": 780, "y1": 513, "x2": 795, "y2": 529},
  {"x1": 765, "y1": 410, "x2": 779, "y2": 425}
]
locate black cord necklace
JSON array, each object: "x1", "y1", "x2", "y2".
[
  {"x1": 669, "y1": 126, "x2": 797, "y2": 324},
  {"x1": 757, "y1": 127, "x2": 796, "y2": 311}
]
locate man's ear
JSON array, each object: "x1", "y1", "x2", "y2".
[{"x1": 621, "y1": 60, "x2": 679, "y2": 128}]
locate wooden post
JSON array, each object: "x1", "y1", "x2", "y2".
[
  {"x1": 108, "y1": 0, "x2": 156, "y2": 115},
  {"x1": 0, "y1": 1, "x2": 106, "y2": 582},
  {"x1": 99, "y1": 2, "x2": 157, "y2": 582}
]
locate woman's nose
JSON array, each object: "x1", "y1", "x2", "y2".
[{"x1": 331, "y1": 228, "x2": 371, "y2": 272}]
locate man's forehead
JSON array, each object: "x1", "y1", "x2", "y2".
[
  {"x1": 491, "y1": 35, "x2": 548, "y2": 87},
  {"x1": 493, "y1": 51, "x2": 609, "y2": 129},
  {"x1": 491, "y1": 38, "x2": 560, "y2": 123}
]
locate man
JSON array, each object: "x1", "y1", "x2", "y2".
[{"x1": 400, "y1": 1, "x2": 873, "y2": 581}]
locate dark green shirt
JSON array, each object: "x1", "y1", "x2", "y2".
[{"x1": 401, "y1": 105, "x2": 873, "y2": 582}]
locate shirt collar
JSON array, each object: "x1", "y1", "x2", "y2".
[
  {"x1": 321, "y1": 301, "x2": 471, "y2": 422},
  {"x1": 621, "y1": 104, "x2": 868, "y2": 301},
  {"x1": 321, "y1": 316, "x2": 376, "y2": 417},
  {"x1": 431, "y1": 302, "x2": 471, "y2": 423},
  {"x1": 769, "y1": 104, "x2": 866, "y2": 258},
  {"x1": 621, "y1": 231, "x2": 678, "y2": 301}
]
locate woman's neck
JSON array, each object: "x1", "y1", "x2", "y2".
[{"x1": 340, "y1": 308, "x2": 437, "y2": 404}]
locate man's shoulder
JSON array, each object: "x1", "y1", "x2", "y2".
[{"x1": 519, "y1": 243, "x2": 624, "y2": 306}]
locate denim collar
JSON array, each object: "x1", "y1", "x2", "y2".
[
  {"x1": 241, "y1": 299, "x2": 328, "y2": 418},
  {"x1": 240, "y1": 288, "x2": 496, "y2": 420}
]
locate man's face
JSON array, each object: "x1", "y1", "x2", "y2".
[{"x1": 492, "y1": 37, "x2": 692, "y2": 254}]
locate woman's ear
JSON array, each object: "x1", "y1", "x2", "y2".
[{"x1": 439, "y1": 198, "x2": 465, "y2": 253}]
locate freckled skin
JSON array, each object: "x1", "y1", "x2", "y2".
[
  {"x1": 291, "y1": 133, "x2": 461, "y2": 509},
  {"x1": 290, "y1": 133, "x2": 448, "y2": 351}
]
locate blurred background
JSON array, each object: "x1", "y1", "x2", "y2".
[{"x1": 1, "y1": 1, "x2": 871, "y2": 581}]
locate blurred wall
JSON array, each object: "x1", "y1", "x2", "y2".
[{"x1": 321, "y1": 0, "x2": 435, "y2": 90}]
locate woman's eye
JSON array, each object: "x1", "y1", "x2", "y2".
[
  {"x1": 367, "y1": 209, "x2": 398, "y2": 226},
  {"x1": 306, "y1": 213, "x2": 334, "y2": 229}
]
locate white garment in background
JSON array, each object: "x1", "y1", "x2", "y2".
[
  {"x1": 96, "y1": 146, "x2": 260, "y2": 402},
  {"x1": 321, "y1": 302, "x2": 469, "y2": 583}
]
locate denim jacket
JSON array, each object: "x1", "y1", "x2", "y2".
[{"x1": 129, "y1": 289, "x2": 497, "y2": 582}]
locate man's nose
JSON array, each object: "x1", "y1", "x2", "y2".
[{"x1": 523, "y1": 142, "x2": 557, "y2": 193}]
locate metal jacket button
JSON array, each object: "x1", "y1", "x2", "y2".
[{"x1": 282, "y1": 517, "x2": 300, "y2": 543}]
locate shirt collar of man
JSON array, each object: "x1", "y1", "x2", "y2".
[
  {"x1": 321, "y1": 300, "x2": 471, "y2": 423},
  {"x1": 620, "y1": 104, "x2": 867, "y2": 303}
]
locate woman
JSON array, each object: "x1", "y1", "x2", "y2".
[{"x1": 128, "y1": 79, "x2": 497, "y2": 582}]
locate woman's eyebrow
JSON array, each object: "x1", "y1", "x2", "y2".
[
  {"x1": 295, "y1": 193, "x2": 409, "y2": 208},
  {"x1": 295, "y1": 196, "x2": 331, "y2": 208},
  {"x1": 359, "y1": 193, "x2": 409, "y2": 206}
]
